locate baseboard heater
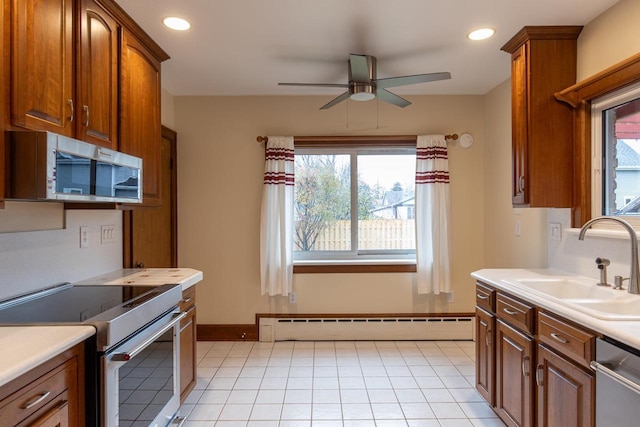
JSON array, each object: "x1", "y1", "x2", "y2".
[{"x1": 258, "y1": 316, "x2": 474, "y2": 342}]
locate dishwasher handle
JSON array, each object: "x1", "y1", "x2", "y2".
[{"x1": 591, "y1": 361, "x2": 640, "y2": 395}]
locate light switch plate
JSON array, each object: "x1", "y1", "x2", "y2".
[{"x1": 80, "y1": 226, "x2": 89, "y2": 248}]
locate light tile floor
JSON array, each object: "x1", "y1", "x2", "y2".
[{"x1": 178, "y1": 340, "x2": 506, "y2": 427}]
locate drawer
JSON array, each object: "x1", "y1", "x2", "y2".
[
  {"x1": 496, "y1": 292, "x2": 534, "y2": 334},
  {"x1": 180, "y1": 286, "x2": 196, "y2": 312},
  {"x1": 537, "y1": 311, "x2": 596, "y2": 369},
  {"x1": 476, "y1": 282, "x2": 495, "y2": 312},
  {"x1": 0, "y1": 359, "x2": 74, "y2": 426}
]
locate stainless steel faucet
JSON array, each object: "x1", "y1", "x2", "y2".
[{"x1": 578, "y1": 216, "x2": 640, "y2": 294}]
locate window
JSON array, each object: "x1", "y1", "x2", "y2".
[
  {"x1": 294, "y1": 145, "x2": 416, "y2": 261},
  {"x1": 592, "y1": 81, "x2": 640, "y2": 224}
]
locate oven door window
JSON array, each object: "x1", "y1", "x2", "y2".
[{"x1": 118, "y1": 329, "x2": 175, "y2": 424}]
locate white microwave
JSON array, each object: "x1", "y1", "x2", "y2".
[{"x1": 6, "y1": 131, "x2": 143, "y2": 203}]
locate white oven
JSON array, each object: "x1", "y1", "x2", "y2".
[{"x1": 101, "y1": 309, "x2": 185, "y2": 427}]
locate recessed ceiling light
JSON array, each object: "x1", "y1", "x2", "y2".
[
  {"x1": 163, "y1": 17, "x2": 191, "y2": 31},
  {"x1": 467, "y1": 28, "x2": 495, "y2": 41}
]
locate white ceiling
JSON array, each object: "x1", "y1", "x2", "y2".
[{"x1": 119, "y1": 0, "x2": 619, "y2": 97}]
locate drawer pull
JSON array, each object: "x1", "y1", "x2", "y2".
[
  {"x1": 476, "y1": 294, "x2": 488, "y2": 300},
  {"x1": 550, "y1": 333, "x2": 570, "y2": 344},
  {"x1": 502, "y1": 307, "x2": 518, "y2": 316},
  {"x1": 182, "y1": 297, "x2": 192, "y2": 304},
  {"x1": 536, "y1": 364, "x2": 544, "y2": 386},
  {"x1": 522, "y1": 356, "x2": 530, "y2": 377},
  {"x1": 21, "y1": 391, "x2": 51, "y2": 409}
]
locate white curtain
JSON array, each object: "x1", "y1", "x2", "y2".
[
  {"x1": 415, "y1": 135, "x2": 451, "y2": 295},
  {"x1": 260, "y1": 136, "x2": 295, "y2": 296}
]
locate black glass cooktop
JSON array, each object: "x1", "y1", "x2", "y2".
[{"x1": 0, "y1": 284, "x2": 161, "y2": 323}]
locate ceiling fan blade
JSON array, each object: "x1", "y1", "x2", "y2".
[
  {"x1": 349, "y1": 54, "x2": 372, "y2": 83},
  {"x1": 278, "y1": 82, "x2": 349, "y2": 88},
  {"x1": 377, "y1": 89, "x2": 411, "y2": 108},
  {"x1": 375, "y1": 72, "x2": 451, "y2": 89},
  {"x1": 320, "y1": 91, "x2": 351, "y2": 110}
]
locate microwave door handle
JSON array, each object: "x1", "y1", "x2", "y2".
[{"x1": 111, "y1": 311, "x2": 186, "y2": 362}]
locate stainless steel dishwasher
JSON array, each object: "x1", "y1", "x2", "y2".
[{"x1": 591, "y1": 338, "x2": 640, "y2": 425}]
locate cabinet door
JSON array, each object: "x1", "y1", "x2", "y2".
[
  {"x1": 120, "y1": 29, "x2": 162, "y2": 206},
  {"x1": 11, "y1": 0, "x2": 74, "y2": 135},
  {"x1": 26, "y1": 400, "x2": 70, "y2": 427},
  {"x1": 77, "y1": 0, "x2": 118, "y2": 148},
  {"x1": 496, "y1": 320, "x2": 534, "y2": 427},
  {"x1": 476, "y1": 307, "x2": 495, "y2": 406},
  {"x1": 536, "y1": 344, "x2": 594, "y2": 427},
  {"x1": 511, "y1": 43, "x2": 528, "y2": 205},
  {"x1": 180, "y1": 304, "x2": 196, "y2": 401}
]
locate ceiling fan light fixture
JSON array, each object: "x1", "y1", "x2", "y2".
[
  {"x1": 467, "y1": 27, "x2": 495, "y2": 41},
  {"x1": 350, "y1": 83, "x2": 376, "y2": 101},
  {"x1": 163, "y1": 16, "x2": 191, "y2": 31}
]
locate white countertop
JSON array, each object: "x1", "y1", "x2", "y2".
[
  {"x1": 0, "y1": 325, "x2": 95, "y2": 387},
  {"x1": 472, "y1": 268, "x2": 640, "y2": 350},
  {"x1": 75, "y1": 267, "x2": 203, "y2": 290}
]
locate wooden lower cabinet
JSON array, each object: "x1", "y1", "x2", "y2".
[
  {"x1": 0, "y1": 342, "x2": 84, "y2": 427},
  {"x1": 536, "y1": 344, "x2": 594, "y2": 427},
  {"x1": 476, "y1": 307, "x2": 495, "y2": 406},
  {"x1": 180, "y1": 286, "x2": 197, "y2": 401},
  {"x1": 496, "y1": 319, "x2": 534, "y2": 427}
]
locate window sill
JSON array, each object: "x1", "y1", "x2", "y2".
[{"x1": 293, "y1": 260, "x2": 417, "y2": 274}]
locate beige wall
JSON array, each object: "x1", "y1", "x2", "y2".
[
  {"x1": 577, "y1": 0, "x2": 640, "y2": 81},
  {"x1": 482, "y1": 80, "x2": 548, "y2": 268},
  {"x1": 175, "y1": 95, "x2": 485, "y2": 324}
]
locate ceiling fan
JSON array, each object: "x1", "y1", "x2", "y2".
[{"x1": 278, "y1": 54, "x2": 451, "y2": 110}]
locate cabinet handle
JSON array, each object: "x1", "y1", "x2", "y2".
[
  {"x1": 522, "y1": 356, "x2": 530, "y2": 377},
  {"x1": 182, "y1": 297, "x2": 192, "y2": 304},
  {"x1": 550, "y1": 333, "x2": 570, "y2": 344},
  {"x1": 83, "y1": 105, "x2": 90, "y2": 127},
  {"x1": 502, "y1": 307, "x2": 518, "y2": 316},
  {"x1": 67, "y1": 99, "x2": 74, "y2": 122},
  {"x1": 476, "y1": 294, "x2": 488, "y2": 300},
  {"x1": 485, "y1": 329, "x2": 492, "y2": 347},
  {"x1": 536, "y1": 364, "x2": 544, "y2": 386},
  {"x1": 21, "y1": 390, "x2": 51, "y2": 409},
  {"x1": 519, "y1": 176, "x2": 525, "y2": 192}
]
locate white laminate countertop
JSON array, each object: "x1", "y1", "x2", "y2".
[
  {"x1": 75, "y1": 267, "x2": 203, "y2": 290},
  {"x1": 472, "y1": 268, "x2": 640, "y2": 350},
  {"x1": 0, "y1": 325, "x2": 95, "y2": 388}
]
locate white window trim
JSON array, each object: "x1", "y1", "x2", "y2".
[{"x1": 591, "y1": 81, "x2": 640, "y2": 230}]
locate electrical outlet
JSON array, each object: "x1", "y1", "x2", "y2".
[
  {"x1": 447, "y1": 290, "x2": 455, "y2": 303},
  {"x1": 80, "y1": 226, "x2": 89, "y2": 248},
  {"x1": 549, "y1": 222, "x2": 562, "y2": 241},
  {"x1": 515, "y1": 220, "x2": 522, "y2": 237},
  {"x1": 289, "y1": 292, "x2": 297, "y2": 304}
]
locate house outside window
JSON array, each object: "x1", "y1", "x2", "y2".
[{"x1": 294, "y1": 145, "x2": 416, "y2": 261}]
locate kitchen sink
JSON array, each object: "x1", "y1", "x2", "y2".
[{"x1": 504, "y1": 278, "x2": 618, "y2": 301}]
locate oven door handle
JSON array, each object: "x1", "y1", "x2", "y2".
[
  {"x1": 591, "y1": 361, "x2": 640, "y2": 394},
  {"x1": 111, "y1": 311, "x2": 186, "y2": 361}
]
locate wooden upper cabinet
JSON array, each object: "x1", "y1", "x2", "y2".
[
  {"x1": 119, "y1": 29, "x2": 162, "y2": 206},
  {"x1": 501, "y1": 26, "x2": 582, "y2": 208},
  {"x1": 77, "y1": 0, "x2": 118, "y2": 148},
  {"x1": 11, "y1": 0, "x2": 75, "y2": 136}
]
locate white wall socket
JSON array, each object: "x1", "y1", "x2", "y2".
[
  {"x1": 549, "y1": 222, "x2": 562, "y2": 241},
  {"x1": 289, "y1": 291, "x2": 297, "y2": 304},
  {"x1": 80, "y1": 226, "x2": 89, "y2": 248},
  {"x1": 447, "y1": 290, "x2": 455, "y2": 303}
]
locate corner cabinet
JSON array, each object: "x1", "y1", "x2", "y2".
[
  {"x1": 501, "y1": 26, "x2": 582, "y2": 207},
  {"x1": 0, "y1": 342, "x2": 85, "y2": 426},
  {"x1": 120, "y1": 29, "x2": 163, "y2": 207},
  {"x1": 475, "y1": 281, "x2": 596, "y2": 427}
]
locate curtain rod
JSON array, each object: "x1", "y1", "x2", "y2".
[{"x1": 256, "y1": 134, "x2": 460, "y2": 144}]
